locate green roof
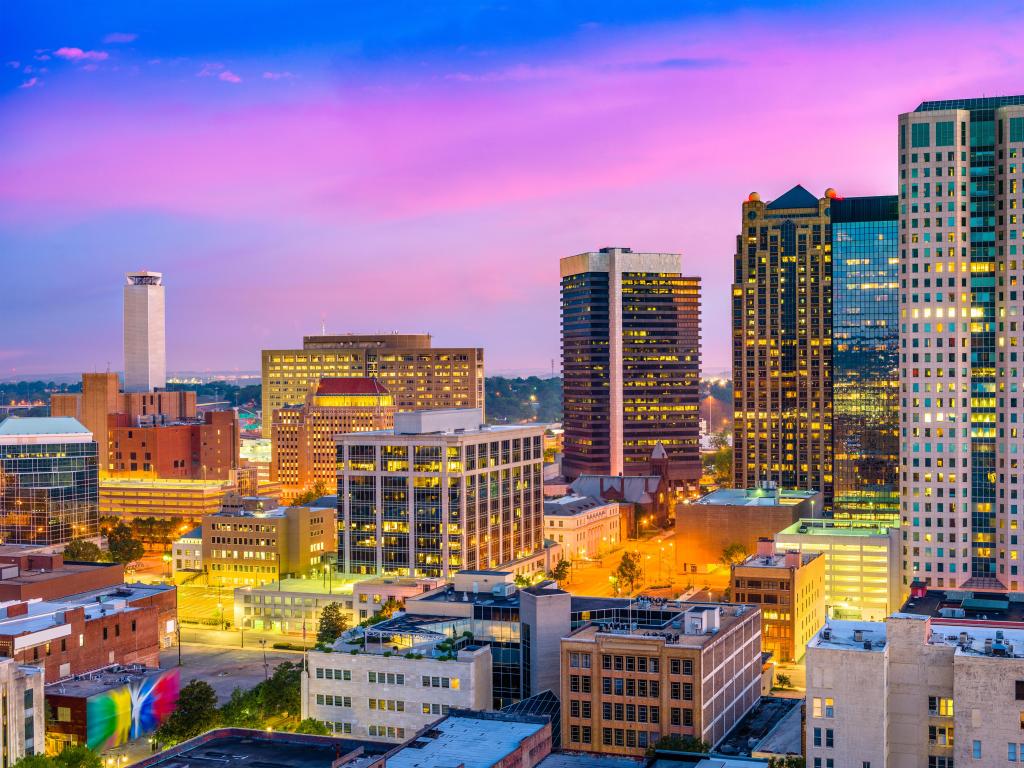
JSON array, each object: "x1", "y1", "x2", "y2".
[
  {"x1": 962, "y1": 598, "x2": 1009, "y2": 612},
  {"x1": 0, "y1": 416, "x2": 90, "y2": 436}
]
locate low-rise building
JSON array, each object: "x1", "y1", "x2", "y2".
[
  {"x1": 202, "y1": 495, "x2": 336, "y2": 587},
  {"x1": 302, "y1": 638, "x2": 492, "y2": 741},
  {"x1": 0, "y1": 549, "x2": 125, "y2": 602},
  {"x1": 676, "y1": 485, "x2": 822, "y2": 575},
  {"x1": 775, "y1": 517, "x2": 902, "y2": 621},
  {"x1": 805, "y1": 611, "x2": 1024, "y2": 768},
  {"x1": 731, "y1": 540, "x2": 825, "y2": 663},
  {"x1": 569, "y1": 472, "x2": 672, "y2": 536},
  {"x1": 108, "y1": 409, "x2": 239, "y2": 481},
  {"x1": 544, "y1": 495, "x2": 623, "y2": 562},
  {"x1": 171, "y1": 527, "x2": 202, "y2": 576},
  {"x1": 100, "y1": 477, "x2": 236, "y2": 527},
  {"x1": 559, "y1": 601, "x2": 762, "y2": 756},
  {"x1": 45, "y1": 666, "x2": 180, "y2": 754}
]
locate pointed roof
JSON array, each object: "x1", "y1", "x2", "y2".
[
  {"x1": 766, "y1": 184, "x2": 819, "y2": 210},
  {"x1": 651, "y1": 442, "x2": 668, "y2": 460},
  {"x1": 315, "y1": 377, "x2": 389, "y2": 396}
]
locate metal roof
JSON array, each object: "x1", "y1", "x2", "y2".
[
  {"x1": 0, "y1": 416, "x2": 90, "y2": 436},
  {"x1": 765, "y1": 184, "x2": 819, "y2": 210}
]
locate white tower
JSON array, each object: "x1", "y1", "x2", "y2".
[{"x1": 123, "y1": 271, "x2": 166, "y2": 392}]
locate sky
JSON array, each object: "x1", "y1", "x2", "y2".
[{"x1": 2, "y1": 1, "x2": 1023, "y2": 379}]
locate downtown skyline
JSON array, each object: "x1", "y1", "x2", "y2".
[{"x1": 4, "y1": 1, "x2": 1024, "y2": 377}]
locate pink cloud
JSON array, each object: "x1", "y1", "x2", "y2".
[
  {"x1": 262, "y1": 71, "x2": 296, "y2": 80},
  {"x1": 54, "y1": 47, "x2": 109, "y2": 62},
  {"x1": 19, "y1": 78, "x2": 40, "y2": 89},
  {"x1": 218, "y1": 70, "x2": 242, "y2": 84},
  {"x1": 103, "y1": 32, "x2": 138, "y2": 44}
]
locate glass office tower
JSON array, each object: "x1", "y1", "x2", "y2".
[
  {"x1": 899, "y1": 95, "x2": 1024, "y2": 590},
  {"x1": 0, "y1": 417, "x2": 99, "y2": 545},
  {"x1": 832, "y1": 196, "x2": 900, "y2": 524}
]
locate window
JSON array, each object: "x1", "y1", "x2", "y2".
[
  {"x1": 973, "y1": 740, "x2": 982, "y2": 759},
  {"x1": 912, "y1": 123, "x2": 931, "y2": 148},
  {"x1": 813, "y1": 728, "x2": 821, "y2": 747},
  {"x1": 825, "y1": 729, "x2": 834, "y2": 748},
  {"x1": 682, "y1": 659, "x2": 692, "y2": 675},
  {"x1": 670, "y1": 659, "x2": 680, "y2": 675},
  {"x1": 929, "y1": 725, "x2": 953, "y2": 746},
  {"x1": 936, "y1": 121, "x2": 954, "y2": 147},
  {"x1": 1010, "y1": 743, "x2": 1018, "y2": 762},
  {"x1": 1011, "y1": 117, "x2": 1024, "y2": 144},
  {"x1": 1016, "y1": 680, "x2": 1024, "y2": 701}
]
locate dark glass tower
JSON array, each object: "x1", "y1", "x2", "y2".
[
  {"x1": 560, "y1": 248, "x2": 701, "y2": 491},
  {"x1": 831, "y1": 196, "x2": 900, "y2": 523}
]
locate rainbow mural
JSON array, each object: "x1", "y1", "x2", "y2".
[{"x1": 86, "y1": 668, "x2": 181, "y2": 751}]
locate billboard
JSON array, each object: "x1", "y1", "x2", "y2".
[{"x1": 86, "y1": 668, "x2": 181, "y2": 751}]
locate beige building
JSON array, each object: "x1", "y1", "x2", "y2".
[
  {"x1": 261, "y1": 333, "x2": 484, "y2": 438},
  {"x1": 302, "y1": 638, "x2": 492, "y2": 741},
  {"x1": 560, "y1": 602, "x2": 762, "y2": 756},
  {"x1": 543, "y1": 495, "x2": 623, "y2": 562},
  {"x1": 775, "y1": 518, "x2": 902, "y2": 621},
  {"x1": 271, "y1": 377, "x2": 396, "y2": 498},
  {"x1": 806, "y1": 613, "x2": 1024, "y2": 768},
  {"x1": 0, "y1": 658, "x2": 44, "y2": 764},
  {"x1": 100, "y1": 476, "x2": 235, "y2": 528},
  {"x1": 201, "y1": 494, "x2": 336, "y2": 587},
  {"x1": 731, "y1": 540, "x2": 825, "y2": 663}
]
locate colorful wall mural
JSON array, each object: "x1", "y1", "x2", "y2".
[{"x1": 86, "y1": 668, "x2": 181, "y2": 751}]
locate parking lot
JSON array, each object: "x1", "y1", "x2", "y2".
[{"x1": 160, "y1": 643, "x2": 302, "y2": 702}]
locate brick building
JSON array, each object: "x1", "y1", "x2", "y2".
[
  {"x1": 0, "y1": 549, "x2": 125, "y2": 603},
  {"x1": 108, "y1": 409, "x2": 239, "y2": 480}
]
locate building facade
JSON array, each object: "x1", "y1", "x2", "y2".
[
  {"x1": 543, "y1": 495, "x2": 623, "y2": 563},
  {"x1": 731, "y1": 541, "x2": 825, "y2": 663},
  {"x1": 108, "y1": 409, "x2": 239, "y2": 481},
  {"x1": 271, "y1": 378, "x2": 396, "y2": 498},
  {"x1": 99, "y1": 477, "x2": 235, "y2": 527},
  {"x1": 899, "y1": 96, "x2": 1024, "y2": 591},
  {"x1": 123, "y1": 271, "x2": 166, "y2": 393},
  {"x1": 261, "y1": 334, "x2": 484, "y2": 438},
  {"x1": 338, "y1": 409, "x2": 545, "y2": 579},
  {"x1": 0, "y1": 417, "x2": 99, "y2": 546},
  {"x1": 559, "y1": 602, "x2": 762, "y2": 756},
  {"x1": 302, "y1": 643, "x2": 492, "y2": 741},
  {"x1": 560, "y1": 248, "x2": 701, "y2": 490},
  {"x1": 733, "y1": 186, "x2": 834, "y2": 506},
  {"x1": 831, "y1": 195, "x2": 900, "y2": 523},
  {"x1": 775, "y1": 518, "x2": 902, "y2": 621},
  {"x1": 0, "y1": 658, "x2": 43, "y2": 767}
]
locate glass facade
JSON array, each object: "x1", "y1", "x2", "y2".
[
  {"x1": 0, "y1": 438, "x2": 98, "y2": 545},
  {"x1": 832, "y1": 196, "x2": 900, "y2": 523}
]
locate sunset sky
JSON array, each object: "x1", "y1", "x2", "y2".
[{"x1": 2, "y1": 1, "x2": 1022, "y2": 377}]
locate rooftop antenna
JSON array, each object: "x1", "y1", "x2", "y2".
[{"x1": 321, "y1": 315, "x2": 326, "y2": 335}]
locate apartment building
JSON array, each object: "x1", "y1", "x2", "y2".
[
  {"x1": 543, "y1": 495, "x2": 623, "y2": 562},
  {"x1": 302, "y1": 639, "x2": 492, "y2": 741},
  {"x1": 775, "y1": 518, "x2": 903, "y2": 621},
  {"x1": 339, "y1": 409, "x2": 545, "y2": 579},
  {"x1": 806, "y1": 607, "x2": 1024, "y2": 768},
  {"x1": 731, "y1": 540, "x2": 825, "y2": 663},
  {"x1": 261, "y1": 333, "x2": 484, "y2": 438},
  {"x1": 560, "y1": 602, "x2": 762, "y2": 756}
]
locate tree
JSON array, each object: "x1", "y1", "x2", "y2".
[
  {"x1": 218, "y1": 687, "x2": 262, "y2": 729},
  {"x1": 261, "y1": 661, "x2": 302, "y2": 720},
  {"x1": 63, "y1": 539, "x2": 102, "y2": 562},
  {"x1": 615, "y1": 552, "x2": 642, "y2": 593},
  {"x1": 294, "y1": 718, "x2": 330, "y2": 735},
  {"x1": 107, "y1": 522, "x2": 145, "y2": 565},
  {"x1": 317, "y1": 603, "x2": 349, "y2": 645},
  {"x1": 53, "y1": 746, "x2": 101, "y2": 768},
  {"x1": 720, "y1": 543, "x2": 748, "y2": 567},
  {"x1": 768, "y1": 758, "x2": 806, "y2": 768},
  {"x1": 548, "y1": 559, "x2": 570, "y2": 586},
  {"x1": 378, "y1": 596, "x2": 401, "y2": 619},
  {"x1": 290, "y1": 480, "x2": 328, "y2": 506},
  {"x1": 775, "y1": 673, "x2": 792, "y2": 689},
  {"x1": 650, "y1": 734, "x2": 710, "y2": 754},
  {"x1": 156, "y1": 679, "x2": 219, "y2": 745},
  {"x1": 514, "y1": 574, "x2": 531, "y2": 588},
  {"x1": 711, "y1": 445, "x2": 733, "y2": 485}
]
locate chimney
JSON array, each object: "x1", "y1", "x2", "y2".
[
  {"x1": 784, "y1": 550, "x2": 801, "y2": 569},
  {"x1": 6, "y1": 603, "x2": 28, "y2": 618},
  {"x1": 755, "y1": 538, "x2": 775, "y2": 558}
]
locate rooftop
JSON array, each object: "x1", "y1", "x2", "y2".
[
  {"x1": 566, "y1": 602, "x2": 757, "y2": 649},
  {"x1": 735, "y1": 551, "x2": 820, "y2": 570},
  {"x1": 570, "y1": 474, "x2": 663, "y2": 505},
  {"x1": 315, "y1": 377, "x2": 390, "y2": 396},
  {"x1": 716, "y1": 696, "x2": 802, "y2": 758},
  {"x1": 776, "y1": 518, "x2": 895, "y2": 537},
  {"x1": 385, "y1": 711, "x2": 548, "y2": 768},
  {"x1": 544, "y1": 494, "x2": 617, "y2": 517},
  {"x1": 537, "y1": 755, "x2": 643, "y2": 768},
  {"x1": 902, "y1": 588, "x2": 1024, "y2": 623},
  {"x1": 692, "y1": 487, "x2": 820, "y2": 507},
  {"x1": 765, "y1": 184, "x2": 819, "y2": 210},
  {"x1": 915, "y1": 95, "x2": 1024, "y2": 112},
  {"x1": 809, "y1": 619, "x2": 888, "y2": 652},
  {"x1": 45, "y1": 664, "x2": 166, "y2": 698},
  {"x1": 0, "y1": 416, "x2": 91, "y2": 439}
]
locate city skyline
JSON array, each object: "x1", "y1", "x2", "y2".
[{"x1": 4, "y1": 2, "x2": 1024, "y2": 376}]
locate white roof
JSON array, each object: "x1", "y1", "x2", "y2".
[
  {"x1": 0, "y1": 417, "x2": 92, "y2": 443},
  {"x1": 387, "y1": 715, "x2": 545, "y2": 768}
]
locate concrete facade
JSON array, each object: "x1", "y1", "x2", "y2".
[
  {"x1": 123, "y1": 271, "x2": 166, "y2": 393},
  {"x1": 543, "y1": 495, "x2": 623, "y2": 562},
  {"x1": 0, "y1": 658, "x2": 44, "y2": 766}
]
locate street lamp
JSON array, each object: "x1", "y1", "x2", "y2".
[
  {"x1": 217, "y1": 602, "x2": 224, "y2": 631},
  {"x1": 162, "y1": 552, "x2": 172, "y2": 580}
]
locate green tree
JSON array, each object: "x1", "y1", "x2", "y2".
[
  {"x1": 53, "y1": 746, "x2": 101, "y2": 768},
  {"x1": 62, "y1": 539, "x2": 102, "y2": 562},
  {"x1": 261, "y1": 661, "x2": 302, "y2": 720},
  {"x1": 290, "y1": 480, "x2": 329, "y2": 506},
  {"x1": 514, "y1": 574, "x2": 531, "y2": 588},
  {"x1": 775, "y1": 673, "x2": 792, "y2": 689},
  {"x1": 615, "y1": 552, "x2": 642, "y2": 593},
  {"x1": 107, "y1": 522, "x2": 145, "y2": 565},
  {"x1": 650, "y1": 734, "x2": 710, "y2": 754},
  {"x1": 12, "y1": 756, "x2": 55, "y2": 768},
  {"x1": 711, "y1": 445, "x2": 733, "y2": 485},
  {"x1": 294, "y1": 718, "x2": 330, "y2": 735},
  {"x1": 155, "y1": 679, "x2": 219, "y2": 745},
  {"x1": 720, "y1": 543, "x2": 748, "y2": 567},
  {"x1": 316, "y1": 602, "x2": 349, "y2": 645},
  {"x1": 548, "y1": 559, "x2": 571, "y2": 586},
  {"x1": 768, "y1": 757, "x2": 806, "y2": 768},
  {"x1": 378, "y1": 596, "x2": 401, "y2": 619},
  {"x1": 218, "y1": 687, "x2": 263, "y2": 729}
]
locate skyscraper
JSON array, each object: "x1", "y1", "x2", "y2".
[
  {"x1": 0, "y1": 417, "x2": 98, "y2": 545},
  {"x1": 832, "y1": 195, "x2": 900, "y2": 522},
  {"x1": 732, "y1": 187, "x2": 834, "y2": 505},
  {"x1": 899, "y1": 96, "x2": 1024, "y2": 590},
  {"x1": 123, "y1": 271, "x2": 166, "y2": 393},
  {"x1": 560, "y1": 247, "x2": 701, "y2": 490}
]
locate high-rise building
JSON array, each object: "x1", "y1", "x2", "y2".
[
  {"x1": 832, "y1": 195, "x2": 900, "y2": 523},
  {"x1": 733, "y1": 187, "x2": 834, "y2": 506},
  {"x1": 261, "y1": 333, "x2": 484, "y2": 438},
  {"x1": 338, "y1": 408, "x2": 544, "y2": 578},
  {"x1": 123, "y1": 271, "x2": 166, "y2": 393},
  {"x1": 560, "y1": 248, "x2": 701, "y2": 490},
  {"x1": 271, "y1": 377, "x2": 396, "y2": 498},
  {"x1": 0, "y1": 417, "x2": 98, "y2": 546},
  {"x1": 899, "y1": 96, "x2": 1024, "y2": 590}
]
